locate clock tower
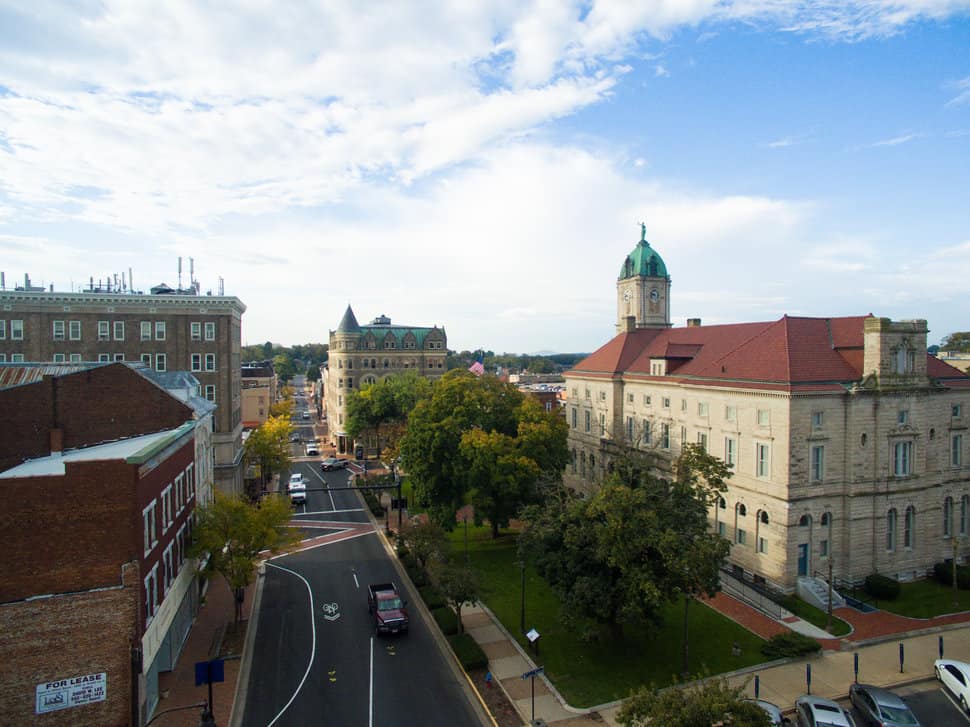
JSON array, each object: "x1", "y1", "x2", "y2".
[{"x1": 616, "y1": 223, "x2": 671, "y2": 332}]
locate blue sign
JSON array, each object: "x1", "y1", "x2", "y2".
[
  {"x1": 195, "y1": 660, "x2": 225, "y2": 687},
  {"x1": 521, "y1": 666, "x2": 544, "y2": 680}
]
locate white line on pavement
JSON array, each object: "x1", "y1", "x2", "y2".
[
  {"x1": 265, "y1": 561, "x2": 317, "y2": 727},
  {"x1": 369, "y1": 636, "x2": 375, "y2": 727}
]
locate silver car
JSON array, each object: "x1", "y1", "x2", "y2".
[
  {"x1": 795, "y1": 695, "x2": 856, "y2": 727},
  {"x1": 849, "y1": 683, "x2": 920, "y2": 726}
]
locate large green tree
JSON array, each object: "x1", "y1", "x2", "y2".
[
  {"x1": 346, "y1": 371, "x2": 432, "y2": 459},
  {"x1": 190, "y1": 492, "x2": 299, "y2": 624},
  {"x1": 243, "y1": 415, "x2": 293, "y2": 488},
  {"x1": 941, "y1": 331, "x2": 970, "y2": 352},
  {"x1": 618, "y1": 677, "x2": 770, "y2": 727}
]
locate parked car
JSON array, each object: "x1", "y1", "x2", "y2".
[
  {"x1": 745, "y1": 699, "x2": 789, "y2": 726},
  {"x1": 305, "y1": 443, "x2": 320, "y2": 456},
  {"x1": 849, "y1": 683, "x2": 920, "y2": 726},
  {"x1": 289, "y1": 432, "x2": 302, "y2": 443},
  {"x1": 302, "y1": 411, "x2": 311, "y2": 420},
  {"x1": 795, "y1": 695, "x2": 856, "y2": 727},
  {"x1": 936, "y1": 659, "x2": 970, "y2": 712},
  {"x1": 321, "y1": 457, "x2": 348, "y2": 471},
  {"x1": 367, "y1": 582, "x2": 409, "y2": 635}
]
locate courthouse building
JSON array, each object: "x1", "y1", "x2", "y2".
[
  {"x1": 0, "y1": 281, "x2": 246, "y2": 494},
  {"x1": 565, "y1": 227, "x2": 970, "y2": 590},
  {"x1": 326, "y1": 305, "x2": 447, "y2": 455}
]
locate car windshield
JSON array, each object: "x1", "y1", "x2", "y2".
[
  {"x1": 878, "y1": 706, "x2": 917, "y2": 724},
  {"x1": 378, "y1": 598, "x2": 403, "y2": 611}
]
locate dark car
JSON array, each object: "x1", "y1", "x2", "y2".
[
  {"x1": 849, "y1": 683, "x2": 920, "y2": 726},
  {"x1": 321, "y1": 457, "x2": 348, "y2": 471}
]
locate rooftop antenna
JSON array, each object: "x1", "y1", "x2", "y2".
[
  {"x1": 178, "y1": 257, "x2": 183, "y2": 290},
  {"x1": 129, "y1": 267, "x2": 134, "y2": 294},
  {"x1": 1, "y1": 272, "x2": 4, "y2": 290},
  {"x1": 218, "y1": 277, "x2": 224, "y2": 296}
]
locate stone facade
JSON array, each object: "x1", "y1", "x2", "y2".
[
  {"x1": 326, "y1": 306, "x2": 447, "y2": 454},
  {"x1": 565, "y1": 230, "x2": 970, "y2": 591}
]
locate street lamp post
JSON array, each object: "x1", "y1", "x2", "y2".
[{"x1": 519, "y1": 561, "x2": 526, "y2": 634}]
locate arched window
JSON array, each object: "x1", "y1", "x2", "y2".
[
  {"x1": 798, "y1": 514, "x2": 812, "y2": 528},
  {"x1": 756, "y1": 510, "x2": 769, "y2": 553},
  {"x1": 714, "y1": 497, "x2": 726, "y2": 537},
  {"x1": 962, "y1": 495, "x2": 969, "y2": 536},
  {"x1": 738, "y1": 504, "x2": 747, "y2": 517},
  {"x1": 589, "y1": 454, "x2": 595, "y2": 472},
  {"x1": 904, "y1": 506, "x2": 915, "y2": 549},
  {"x1": 735, "y1": 503, "x2": 747, "y2": 545},
  {"x1": 887, "y1": 508, "x2": 898, "y2": 551},
  {"x1": 944, "y1": 497, "x2": 954, "y2": 537}
]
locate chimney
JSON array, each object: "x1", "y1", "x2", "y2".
[
  {"x1": 624, "y1": 315, "x2": 636, "y2": 333},
  {"x1": 50, "y1": 428, "x2": 64, "y2": 454},
  {"x1": 687, "y1": 318, "x2": 702, "y2": 328}
]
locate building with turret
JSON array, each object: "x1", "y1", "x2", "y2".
[
  {"x1": 565, "y1": 226, "x2": 970, "y2": 592},
  {"x1": 326, "y1": 305, "x2": 447, "y2": 455}
]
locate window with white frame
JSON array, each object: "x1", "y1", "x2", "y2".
[
  {"x1": 53, "y1": 353, "x2": 65, "y2": 363},
  {"x1": 893, "y1": 441, "x2": 912, "y2": 476},
  {"x1": 599, "y1": 413, "x2": 606, "y2": 436},
  {"x1": 191, "y1": 321, "x2": 201, "y2": 340},
  {"x1": 811, "y1": 411, "x2": 823, "y2": 429},
  {"x1": 97, "y1": 320, "x2": 110, "y2": 340},
  {"x1": 98, "y1": 353, "x2": 110, "y2": 362},
  {"x1": 113, "y1": 321, "x2": 124, "y2": 340},
  {"x1": 756, "y1": 443, "x2": 770, "y2": 477},
  {"x1": 643, "y1": 395, "x2": 651, "y2": 405},
  {"x1": 642, "y1": 419, "x2": 651, "y2": 445},
  {"x1": 681, "y1": 399, "x2": 687, "y2": 411},
  {"x1": 627, "y1": 393, "x2": 634, "y2": 403},
  {"x1": 954, "y1": 404, "x2": 963, "y2": 418},
  {"x1": 944, "y1": 496, "x2": 954, "y2": 537},
  {"x1": 810, "y1": 445, "x2": 824, "y2": 482},
  {"x1": 205, "y1": 322, "x2": 216, "y2": 340},
  {"x1": 11, "y1": 320, "x2": 23, "y2": 340},
  {"x1": 680, "y1": 426, "x2": 687, "y2": 446},
  {"x1": 145, "y1": 563, "x2": 159, "y2": 623},
  {"x1": 662, "y1": 397, "x2": 670, "y2": 408},
  {"x1": 758, "y1": 409, "x2": 770, "y2": 426},
  {"x1": 141, "y1": 353, "x2": 152, "y2": 365},
  {"x1": 155, "y1": 321, "x2": 166, "y2": 340},
  {"x1": 141, "y1": 321, "x2": 152, "y2": 340},
  {"x1": 205, "y1": 385, "x2": 215, "y2": 402},
  {"x1": 898, "y1": 409, "x2": 909, "y2": 425},
  {"x1": 205, "y1": 353, "x2": 216, "y2": 371},
  {"x1": 53, "y1": 320, "x2": 65, "y2": 340},
  {"x1": 68, "y1": 353, "x2": 80, "y2": 363},
  {"x1": 661, "y1": 423, "x2": 670, "y2": 449},
  {"x1": 143, "y1": 500, "x2": 157, "y2": 555},
  {"x1": 186, "y1": 464, "x2": 195, "y2": 500},
  {"x1": 820, "y1": 512, "x2": 832, "y2": 557},
  {"x1": 726, "y1": 405, "x2": 737, "y2": 422},
  {"x1": 571, "y1": 408, "x2": 577, "y2": 429},
  {"x1": 953, "y1": 433, "x2": 963, "y2": 467},
  {"x1": 156, "y1": 353, "x2": 167, "y2": 372},
  {"x1": 191, "y1": 353, "x2": 201, "y2": 371},
  {"x1": 161, "y1": 485, "x2": 172, "y2": 531},
  {"x1": 0, "y1": 320, "x2": 5, "y2": 339},
  {"x1": 725, "y1": 437, "x2": 736, "y2": 467},
  {"x1": 114, "y1": 353, "x2": 124, "y2": 362},
  {"x1": 584, "y1": 410, "x2": 590, "y2": 433},
  {"x1": 599, "y1": 391, "x2": 607, "y2": 401},
  {"x1": 904, "y1": 506, "x2": 915, "y2": 549},
  {"x1": 697, "y1": 432, "x2": 708, "y2": 451},
  {"x1": 698, "y1": 402, "x2": 708, "y2": 417},
  {"x1": 756, "y1": 510, "x2": 769, "y2": 553},
  {"x1": 626, "y1": 416, "x2": 634, "y2": 440},
  {"x1": 163, "y1": 543, "x2": 174, "y2": 594},
  {"x1": 69, "y1": 320, "x2": 81, "y2": 340},
  {"x1": 176, "y1": 473, "x2": 185, "y2": 513}
]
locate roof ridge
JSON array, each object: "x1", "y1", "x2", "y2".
[{"x1": 707, "y1": 319, "x2": 779, "y2": 370}]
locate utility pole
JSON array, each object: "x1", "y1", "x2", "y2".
[{"x1": 826, "y1": 558, "x2": 834, "y2": 633}]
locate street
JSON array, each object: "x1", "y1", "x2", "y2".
[{"x1": 241, "y1": 399, "x2": 484, "y2": 726}]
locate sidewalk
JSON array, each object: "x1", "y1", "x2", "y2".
[
  {"x1": 153, "y1": 574, "x2": 256, "y2": 726},
  {"x1": 464, "y1": 593, "x2": 970, "y2": 726}
]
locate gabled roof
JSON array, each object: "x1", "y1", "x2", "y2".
[{"x1": 568, "y1": 314, "x2": 970, "y2": 392}]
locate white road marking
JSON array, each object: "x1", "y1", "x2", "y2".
[
  {"x1": 353, "y1": 571, "x2": 359, "y2": 589},
  {"x1": 264, "y1": 562, "x2": 316, "y2": 727},
  {"x1": 369, "y1": 636, "x2": 375, "y2": 727},
  {"x1": 298, "y1": 507, "x2": 366, "y2": 516},
  {"x1": 940, "y1": 687, "x2": 970, "y2": 723}
]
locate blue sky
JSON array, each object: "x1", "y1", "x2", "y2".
[{"x1": 0, "y1": 2, "x2": 968, "y2": 353}]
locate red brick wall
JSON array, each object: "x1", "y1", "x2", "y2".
[
  {"x1": 0, "y1": 562, "x2": 139, "y2": 727},
  {"x1": 0, "y1": 363, "x2": 192, "y2": 473},
  {"x1": 0, "y1": 459, "x2": 140, "y2": 602}
]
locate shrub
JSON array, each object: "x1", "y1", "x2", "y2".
[
  {"x1": 362, "y1": 490, "x2": 384, "y2": 517},
  {"x1": 448, "y1": 633, "x2": 488, "y2": 670},
  {"x1": 865, "y1": 573, "x2": 901, "y2": 600},
  {"x1": 406, "y1": 563, "x2": 428, "y2": 588},
  {"x1": 420, "y1": 585, "x2": 446, "y2": 610},
  {"x1": 933, "y1": 561, "x2": 970, "y2": 589},
  {"x1": 760, "y1": 631, "x2": 821, "y2": 659},
  {"x1": 432, "y1": 606, "x2": 459, "y2": 635}
]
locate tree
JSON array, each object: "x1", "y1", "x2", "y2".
[
  {"x1": 346, "y1": 371, "x2": 432, "y2": 458},
  {"x1": 941, "y1": 332, "x2": 970, "y2": 352},
  {"x1": 306, "y1": 364, "x2": 321, "y2": 382},
  {"x1": 431, "y1": 560, "x2": 480, "y2": 634},
  {"x1": 617, "y1": 677, "x2": 770, "y2": 727},
  {"x1": 399, "y1": 518, "x2": 447, "y2": 570},
  {"x1": 190, "y1": 493, "x2": 299, "y2": 625},
  {"x1": 273, "y1": 354, "x2": 295, "y2": 383},
  {"x1": 243, "y1": 415, "x2": 293, "y2": 489},
  {"x1": 269, "y1": 397, "x2": 295, "y2": 419}
]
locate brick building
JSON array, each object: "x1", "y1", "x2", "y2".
[
  {"x1": 0, "y1": 363, "x2": 203, "y2": 724},
  {"x1": 0, "y1": 285, "x2": 246, "y2": 494},
  {"x1": 565, "y1": 228, "x2": 970, "y2": 591},
  {"x1": 326, "y1": 306, "x2": 447, "y2": 454},
  {"x1": 241, "y1": 361, "x2": 277, "y2": 429}
]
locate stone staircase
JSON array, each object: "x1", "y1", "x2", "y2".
[{"x1": 797, "y1": 576, "x2": 845, "y2": 611}]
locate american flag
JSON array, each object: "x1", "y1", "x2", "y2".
[{"x1": 468, "y1": 360, "x2": 485, "y2": 376}]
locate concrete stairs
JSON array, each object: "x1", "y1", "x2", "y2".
[{"x1": 797, "y1": 576, "x2": 845, "y2": 611}]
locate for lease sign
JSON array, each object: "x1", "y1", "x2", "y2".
[{"x1": 35, "y1": 672, "x2": 107, "y2": 714}]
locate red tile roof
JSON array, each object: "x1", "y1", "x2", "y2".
[{"x1": 569, "y1": 315, "x2": 970, "y2": 392}]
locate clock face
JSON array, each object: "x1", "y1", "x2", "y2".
[{"x1": 650, "y1": 288, "x2": 659, "y2": 302}]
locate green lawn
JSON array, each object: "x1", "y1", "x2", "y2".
[
  {"x1": 775, "y1": 595, "x2": 851, "y2": 637},
  {"x1": 447, "y1": 525, "x2": 766, "y2": 707},
  {"x1": 867, "y1": 579, "x2": 970, "y2": 619}
]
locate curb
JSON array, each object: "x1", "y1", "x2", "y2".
[{"x1": 227, "y1": 563, "x2": 266, "y2": 727}]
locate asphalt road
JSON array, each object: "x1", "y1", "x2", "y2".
[
  {"x1": 241, "y1": 458, "x2": 484, "y2": 726},
  {"x1": 837, "y1": 678, "x2": 970, "y2": 726}
]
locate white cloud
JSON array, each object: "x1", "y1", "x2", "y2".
[
  {"x1": 945, "y1": 75, "x2": 970, "y2": 107},
  {"x1": 654, "y1": 64, "x2": 671, "y2": 77},
  {"x1": 869, "y1": 132, "x2": 925, "y2": 147}
]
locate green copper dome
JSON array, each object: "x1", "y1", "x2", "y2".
[{"x1": 618, "y1": 223, "x2": 668, "y2": 280}]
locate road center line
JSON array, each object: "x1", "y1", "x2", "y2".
[
  {"x1": 353, "y1": 572, "x2": 359, "y2": 589},
  {"x1": 264, "y1": 561, "x2": 317, "y2": 727}
]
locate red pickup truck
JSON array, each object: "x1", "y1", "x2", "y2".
[{"x1": 367, "y1": 582, "x2": 409, "y2": 635}]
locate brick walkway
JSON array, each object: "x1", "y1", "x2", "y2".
[{"x1": 702, "y1": 592, "x2": 789, "y2": 640}]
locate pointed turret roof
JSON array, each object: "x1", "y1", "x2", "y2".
[{"x1": 336, "y1": 304, "x2": 361, "y2": 333}]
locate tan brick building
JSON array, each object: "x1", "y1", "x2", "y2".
[
  {"x1": 326, "y1": 306, "x2": 447, "y2": 454},
  {"x1": 0, "y1": 287, "x2": 246, "y2": 494},
  {"x1": 565, "y1": 229, "x2": 970, "y2": 590}
]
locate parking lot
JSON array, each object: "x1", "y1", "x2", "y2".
[{"x1": 837, "y1": 678, "x2": 970, "y2": 725}]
